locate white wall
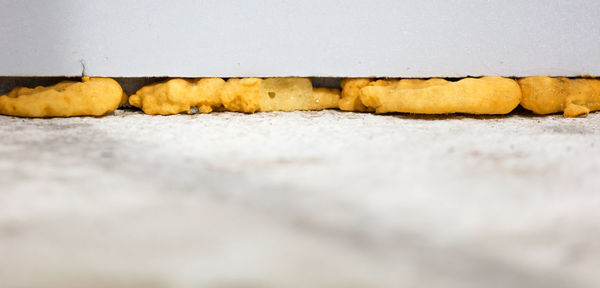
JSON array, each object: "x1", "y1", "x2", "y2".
[{"x1": 1, "y1": 0, "x2": 599, "y2": 77}]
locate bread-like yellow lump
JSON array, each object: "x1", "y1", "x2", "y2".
[
  {"x1": 0, "y1": 77, "x2": 123, "y2": 117},
  {"x1": 518, "y1": 77, "x2": 600, "y2": 117},
  {"x1": 358, "y1": 76, "x2": 521, "y2": 115},
  {"x1": 129, "y1": 78, "x2": 225, "y2": 115},
  {"x1": 339, "y1": 78, "x2": 372, "y2": 112},
  {"x1": 131, "y1": 77, "x2": 340, "y2": 115},
  {"x1": 222, "y1": 77, "x2": 339, "y2": 113}
]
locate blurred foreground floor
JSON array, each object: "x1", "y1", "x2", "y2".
[{"x1": 1, "y1": 110, "x2": 599, "y2": 288}]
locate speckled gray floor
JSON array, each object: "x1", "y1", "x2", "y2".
[{"x1": 1, "y1": 110, "x2": 599, "y2": 288}]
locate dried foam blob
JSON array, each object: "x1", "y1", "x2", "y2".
[{"x1": 0, "y1": 77, "x2": 123, "y2": 117}]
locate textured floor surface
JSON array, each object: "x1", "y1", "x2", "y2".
[{"x1": 1, "y1": 110, "x2": 599, "y2": 288}]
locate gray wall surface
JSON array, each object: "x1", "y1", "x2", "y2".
[{"x1": 1, "y1": 0, "x2": 599, "y2": 77}]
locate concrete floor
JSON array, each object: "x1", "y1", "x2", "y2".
[{"x1": 1, "y1": 110, "x2": 599, "y2": 288}]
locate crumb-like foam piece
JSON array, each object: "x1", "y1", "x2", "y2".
[
  {"x1": 312, "y1": 88, "x2": 340, "y2": 110},
  {"x1": 222, "y1": 77, "x2": 339, "y2": 113},
  {"x1": 129, "y1": 78, "x2": 225, "y2": 115},
  {"x1": 358, "y1": 77, "x2": 521, "y2": 115},
  {"x1": 219, "y1": 78, "x2": 262, "y2": 113},
  {"x1": 518, "y1": 77, "x2": 600, "y2": 117},
  {"x1": 0, "y1": 77, "x2": 123, "y2": 117},
  {"x1": 131, "y1": 77, "x2": 340, "y2": 114},
  {"x1": 339, "y1": 78, "x2": 372, "y2": 112}
]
